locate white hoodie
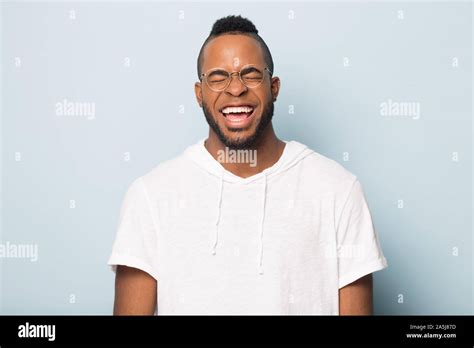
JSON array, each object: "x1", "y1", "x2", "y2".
[{"x1": 108, "y1": 139, "x2": 388, "y2": 314}]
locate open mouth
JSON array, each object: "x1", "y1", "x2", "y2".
[{"x1": 220, "y1": 105, "x2": 255, "y2": 121}]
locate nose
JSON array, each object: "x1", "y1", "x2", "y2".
[{"x1": 224, "y1": 73, "x2": 247, "y2": 97}]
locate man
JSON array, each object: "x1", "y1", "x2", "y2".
[{"x1": 108, "y1": 15, "x2": 388, "y2": 315}]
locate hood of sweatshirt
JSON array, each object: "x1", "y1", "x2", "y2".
[{"x1": 184, "y1": 138, "x2": 314, "y2": 275}]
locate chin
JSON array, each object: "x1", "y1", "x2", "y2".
[{"x1": 221, "y1": 131, "x2": 260, "y2": 150}]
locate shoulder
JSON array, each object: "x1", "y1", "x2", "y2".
[
  {"x1": 138, "y1": 149, "x2": 194, "y2": 191},
  {"x1": 295, "y1": 141, "x2": 358, "y2": 195}
]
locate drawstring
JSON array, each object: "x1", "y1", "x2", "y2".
[
  {"x1": 211, "y1": 170, "x2": 268, "y2": 276},
  {"x1": 258, "y1": 174, "x2": 267, "y2": 275},
  {"x1": 212, "y1": 171, "x2": 224, "y2": 255}
]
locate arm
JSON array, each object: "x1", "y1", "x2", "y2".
[
  {"x1": 113, "y1": 265, "x2": 157, "y2": 315},
  {"x1": 338, "y1": 274, "x2": 373, "y2": 315}
]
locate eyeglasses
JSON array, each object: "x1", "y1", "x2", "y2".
[{"x1": 200, "y1": 64, "x2": 272, "y2": 92}]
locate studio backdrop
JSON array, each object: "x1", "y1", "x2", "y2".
[{"x1": 1, "y1": 0, "x2": 472, "y2": 314}]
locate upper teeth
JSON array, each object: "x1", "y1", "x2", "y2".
[{"x1": 222, "y1": 106, "x2": 253, "y2": 114}]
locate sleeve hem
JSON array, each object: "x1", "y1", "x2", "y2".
[
  {"x1": 338, "y1": 256, "x2": 388, "y2": 289},
  {"x1": 108, "y1": 253, "x2": 159, "y2": 281}
]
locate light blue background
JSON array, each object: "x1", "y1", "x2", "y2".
[{"x1": 1, "y1": 1, "x2": 472, "y2": 314}]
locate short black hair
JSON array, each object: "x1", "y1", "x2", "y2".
[{"x1": 197, "y1": 15, "x2": 274, "y2": 79}]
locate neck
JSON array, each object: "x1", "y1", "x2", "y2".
[{"x1": 204, "y1": 123, "x2": 286, "y2": 179}]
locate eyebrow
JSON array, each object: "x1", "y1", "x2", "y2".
[
  {"x1": 207, "y1": 69, "x2": 229, "y2": 77},
  {"x1": 205, "y1": 66, "x2": 261, "y2": 77},
  {"x1": 240, "y1": 66, "x2": 260, "y2": 74}
]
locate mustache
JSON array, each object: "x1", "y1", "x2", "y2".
[{"x1": 202, "y1": 99, "x2": 274, "y2": 150}]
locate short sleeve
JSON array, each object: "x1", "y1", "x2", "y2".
[
  {"x1": 107, "y1": 177, "x2": 159, "y2": 280},
  {"x1": 336, "y1": 179, "x2": 388, "y2": 289}
]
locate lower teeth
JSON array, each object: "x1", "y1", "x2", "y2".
[{"x1": 226, "y1": 112, "x2": 251, "y2": 117}]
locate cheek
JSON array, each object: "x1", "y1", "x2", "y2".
[
  {"x1": 257, "y1": 90, "x2": 272, "y2": 104},
  {"x1": 204, "y1": 97, "x2": 219, "y2": 115},
  {"x1": 256, "y1": 95, "x2": 270, "y2": 114}
]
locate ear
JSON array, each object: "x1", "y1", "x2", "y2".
[
  {"x1": 270, "y1": 76, "x2": 280, "y2": 102},
  {"x1": 195, "y1": 81, "x2": 203, "y2": 108}
]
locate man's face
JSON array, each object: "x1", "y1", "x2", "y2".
[{"x1": 195, "y1": 34, "x2": 280, "y2": 149}]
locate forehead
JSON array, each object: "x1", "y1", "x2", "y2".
[{"x1": 201, "y1": 34, "x2": 266, "y2": 71}]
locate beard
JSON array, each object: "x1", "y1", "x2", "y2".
[{"x1": 202, "y1": 99, "x2": 274, "y2": 150}]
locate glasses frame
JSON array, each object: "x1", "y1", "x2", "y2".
[{"x1": 200, "y1": 64, "x2": 273, "y2": 92}]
